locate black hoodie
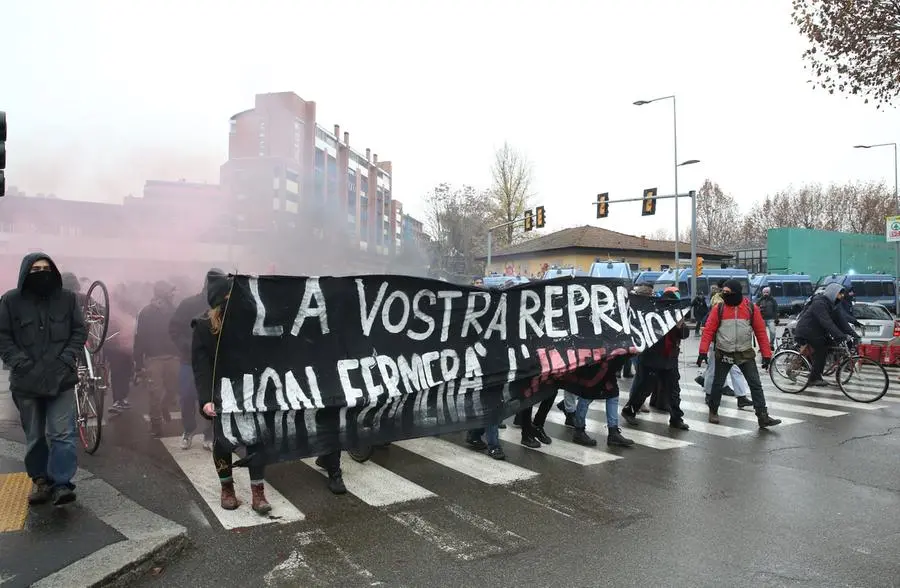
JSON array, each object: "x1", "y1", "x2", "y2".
[{"x1": 0, "y1": 252, "x2": 87, "y2": 398}]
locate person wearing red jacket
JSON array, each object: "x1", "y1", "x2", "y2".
[{"x1": 697, "y1": 279, "x2": 782, "y2": 429}]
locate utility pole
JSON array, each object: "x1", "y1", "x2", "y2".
[{"x1": 486, "y1": 208, "x2": 543, "y2": 270}]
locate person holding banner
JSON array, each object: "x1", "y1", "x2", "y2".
[{"x1": 192, "y1": 270, "x2": 273, "y2": 514}]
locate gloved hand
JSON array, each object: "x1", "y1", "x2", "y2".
[
  {"x1": 696, "y1": 354, "x2": 707, "y2": 367},
  {"x1": 761, "y1": 356, "x2": 771, "y2": 370}
]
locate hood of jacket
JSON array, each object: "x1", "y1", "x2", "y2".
[
  {"x1": 823, "y1": 283, "x2": 844, "y2": 304},
  {"x1": 17, "y1": 252, "x2": 63, "y2": 293}
]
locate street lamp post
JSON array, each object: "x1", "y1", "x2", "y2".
[
  {"x1": 854, "y1": 143, "x2": 900, "y2": 315},
  {"x1": 678, "y1": 160, "x2": 702, "y2": 297},
  {"x1": 635, "y1": 95, "x2": 681, "y2": 269}
]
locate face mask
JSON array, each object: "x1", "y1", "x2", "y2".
[
  {"x1": 25, "y1": 271, "x2": 55, "y2": 297},
  {"x1": 723, "y1": 292, "x2": 743, "y2": 306}
]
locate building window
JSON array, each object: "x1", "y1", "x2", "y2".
[
  {"x1": 315, "y1": 149, "x2": 325, "y2": 171},
  {"x1": 347, "y1": 170, "x2": 357, "y2": 209}
]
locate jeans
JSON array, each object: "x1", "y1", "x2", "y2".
[
  {"x1": 709, "y1": 356, "x2": 767, "y2": 411},
  {"x1": 179, "y1": 363, "x2": 211, "y2": 440},
  {"x1": 571, "y1": 396, "x2": 618, "y2": 429},
  {"x1": 15, "y1": 388, "x2": 78, "y2": 489},
  {"x1": 468, "y1": 424, "x2": 500, "y2": 449},
  {"x1": 765, "y1": 320, "x2": 777, "y2": 349}
]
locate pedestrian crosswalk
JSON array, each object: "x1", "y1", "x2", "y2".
[{"x1": 160, "y1": 376, "x2": 900, "y2": 539}]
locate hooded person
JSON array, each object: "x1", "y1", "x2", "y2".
[
  {"x1": 0, "y1": 253, "x2": 87, "y2": 506},
  {"x1": 756, "y1": 286, "x2": 780, "y2": 352},
  {"x1": 167, "y1": 269, "x2": 223, "y2": 450},
  {"x1": 134, "y1": 280, "x2": 180, "y2": 437},
  {"x1": 698, "y1": 279, "x2": 782, "y2": 428},
  {"x1": 793, "y1": 282, "x2": 859, "y2": 386}
]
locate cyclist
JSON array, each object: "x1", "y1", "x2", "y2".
[{"x1": 793, "y1": 282, "x2": 859, "y2": 387}]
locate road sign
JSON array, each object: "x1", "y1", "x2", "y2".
[{"x1": 887, "y1": 216, "x2": 900, "y2": 242}]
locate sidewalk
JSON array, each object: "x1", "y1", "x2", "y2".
[{"x1": 0, "y1": 370, "x2": 187, "y2": 587}]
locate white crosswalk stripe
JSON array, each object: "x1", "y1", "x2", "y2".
[{"x1": 163, "y1": 375, "x2": 897, "y2": 533}]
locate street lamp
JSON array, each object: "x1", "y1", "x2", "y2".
[
  {"x1": 678, "y1": 159, "x2": 701, "y2": 297},
  {"x1": 634, "y1": 94, "x2": 681, "y2": 269},
  {"x1": 853, "y1": 143, "x2": 899, "y2": 314}
]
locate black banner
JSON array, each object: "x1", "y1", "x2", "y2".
[{"x1": 213, "y1": 275, "x2": 686, "y2": 463}]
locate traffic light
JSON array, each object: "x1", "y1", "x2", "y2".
[
  {"x1": 695, "y1": 256, "x2": 704, "y2": 277},
  {"x1": 596, "y1": 193, "x2": 609, "y2": 218},
  {"x1": 642, "y1": 187, "x2": 657, "y2": 216},
  {"x1": 523, "y1": 208, "x2": 534, "y2": 231},
  {"x1": 0, "y1": 111, "x2": 6, "y2": 197},
  {"x1": 535, "y1": 205, "x2": 545, "y2": 228}
]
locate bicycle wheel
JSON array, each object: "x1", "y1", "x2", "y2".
[
  {"x1": 837, "y1": 356, "x2": 889, "y2": 403},
  {"x1": 83, "y1": 280, "x2": 110, "y2": 354},
  {"x1": 76, "y1": 380, "x2": 103, "y2": 454},
  {"x1": 769, "y1": 349, "x2": 812, "y2": 394}
]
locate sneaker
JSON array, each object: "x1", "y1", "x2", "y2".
[
  {"x1": 520, "y1": 435, "x2": 541, "y2": 448},
  {"x1": 621, "y1": 405, "x2": 639, "y2": 426},
  {"x1": 466, "y1": 437, "x2": 488, "y2": 451},
  {"x1": 639, "y1": 404, "x2": 650, "y2": 413},
  {"x1": 694, "y1": 375, "x2": 705, "y2": 387},
  {"x1": 573, "y1": 428, "x2": 597, "y2": 447},
  {"x1": 51, "y1": 486, "x2": 76, "y2": 506},
  {"x1": 180, "y1": 433, "x2": 193, "y2": 450},
  {"x1": 533, "y1": 426, "x2": 552, "y2": 445},
  {"x1": 808, "y1": 379, "x2": 829, "y2": 387},
  {"x1": 108, "y1": 402, "x2": 123, "y2": 415},
  {"x1": 28, "y1": 478, "x2": 52, "y2": 505},
  {"x1": 120, "y1": 399, "x2": 132, "y2": 410},
  {"x1": 737, "y1": 396, "x2": 753, "y2": 409},
  {"x1": 487, "y1": 447, "x2": 506, "y2": 460},
  {"x1": 669, "y1": 420, "x2": 690, "y2": 430}
]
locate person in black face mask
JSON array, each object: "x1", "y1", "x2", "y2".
[
  {"x1": 697, "y1": 279, "x2": 782, "y2": 428},
  {"x1": 0, "y1": 253, "x2": 87, "y2": 507}
]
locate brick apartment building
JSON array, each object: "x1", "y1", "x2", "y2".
[{"x1": 222, "y1": 91, "x2": 423, "y2": 256}]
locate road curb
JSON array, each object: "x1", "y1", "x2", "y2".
[{"x1": 0, "y1": 438, "x2": 188, "y2": 587}]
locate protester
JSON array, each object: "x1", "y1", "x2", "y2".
[
  {"x1": 134, "y1": 281, "x2": 179, "y2": 437},
  {"x1": 621, "y1": 289, "x2": 690, "y2": 430},
  {"x1": 756, "y1": 287, "x2": 780, "y2": 352},
  {"x1": 0, "y1": 253, "x2": 87, "y2": 506},
  {"x1": 192, "y1": 270, "x2": 271, "y2": 513},
  {"x1": 691, "y1": 292, "x2": 710, "y2": 336},
  {"x1": 563, "y1": 357, "x2": 634, "y2": 447},
  {"x1": 466, "y1": 424, "x2": 504, "y2": 460},
  {"x1": 169, "y1": 272, "x2": 217, "y2": 450},
  {"x1": 698, "y1": 279, "x2": 782, "y2": 428},
  {"x1": 710, "y1": 283, "x2": 725, "y2": 307}
]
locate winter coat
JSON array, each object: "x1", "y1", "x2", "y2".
[
  {"x1": 133, "y1": 299, "x2": 179, "y2": 368},
  {"x1": 756, "y1": 295, "x2": 779, "y2": 321},
  {"x1": 169, "y1": 293, "x2": 208, "y2": 364},
  {"x1": 0, "y1": 252, "x2": 87, "y2": 398},
  {"x1": 191, "y1": 314, "x2": 217, "y2": 420},
  {"x1": 641, "y1": 324, "x2": 690, "y2": 370},
  {"x1": 794, "y1": 283, "x2": 856, "y2": 343},
  {"x1": 700, "y1": 298, "x2": 771, "y2": 360}
]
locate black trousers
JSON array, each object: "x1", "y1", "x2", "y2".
[
  {"x1": 518, "y1": 395, "x2": 555, "y2": 435},
  {"x1": 626, "y1": 364, "x2": 684, "y2": 423},
  {"x1": 317, "y1": 450, "x2": 341, "y2": 474},
  {"x1": 105, "y1": 347, "x2": 132, "y2": 402},
  {"x1": 796, "y1": 337, "x2": 827, "y2": 382},
  {"x1": 708, "y1": 356, "x2": 767, "y2": 412},
  {"x1": 213, "y1": 438, "x2": 265, "y2": 482}
]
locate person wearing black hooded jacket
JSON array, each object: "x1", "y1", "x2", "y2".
[
  {"x1": 0, "y1": 253, "x2": 87, "y2": 506},
  {"x1": 794, "y1": 283, "x2": 859, "y2": 386},
  {"x1": 169, "y1": 272, "x2": 217, "y2": 450}
]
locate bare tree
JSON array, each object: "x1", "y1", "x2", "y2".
[
  {"x1": 424, "y1": 183, "x2": 492, "y2": 275},
  {"x1": 792, "y1": 0, "x2": 900, "y2": 107},
  {"x1": 695, "y1": 179, "x2": 740, "y2": 248},
  {"x1": 647, "y1": 227, "x2": 673, "y2": 241},
  {"x1": 489, "y1": 142, "x2": 533, "y2": 247}
]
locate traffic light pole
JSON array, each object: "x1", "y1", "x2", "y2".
[
  {"x1": 486, "y1": 218, "x2": 521, "y2": 269},
  {"x1": 593, "y1": 190, "x2": 698, "y2": 295}
]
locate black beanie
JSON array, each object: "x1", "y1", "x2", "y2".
[
  {"x1": 205, "y1": 269, "x2": 232, "y2": 308},
  {"x1": 723, "y1": 278, "x2": 742, "y2": 295}
]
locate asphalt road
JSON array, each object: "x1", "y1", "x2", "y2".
[{"x1": 3, "y1": 336, "x2": 900, "y2": 587}]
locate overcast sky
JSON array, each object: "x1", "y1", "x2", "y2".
[{"x1": 4, "y1": 0, "x2": 900, "y2": 238}]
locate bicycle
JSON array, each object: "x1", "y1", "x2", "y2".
[
  {"x1": 768, "y1": 338, "x2": 889, "y2": 402},
  {"x1": 74, "y1": 280, "x2": 111, "y2": 454}
]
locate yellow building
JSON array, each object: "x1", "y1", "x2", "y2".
[{"x1": 480, "y1": 225, "x2": 732, "y2": 277}]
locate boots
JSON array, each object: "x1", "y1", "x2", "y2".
[
  {"x1": 220, "y1": 481, "x2": 240, "y2": 510},
  {"x1": 327, "y1": 470, "x2": 347, "y2": 495},
  {"x1": 573, "y1": 428, "x2": 597, "y2": 447},
  {"x1": 557, "y1": 401, "x2": 575, "y2": 427},
  {"x1": 756, "y1": 409, "x2": 782, "y2": 429},
  {"x1": 737, "y1": 396, "x2": 753, "y2": 409},
  {"x1": 251, "y1": 483, "x2": 272, "y2": 515},
  {"x1": 28, "y1": 478, "x2": 52, "y2": 505},
  {"x1": 607, "y1": 427, "x2": 634, "y2": 447},
  {"x1": 708, "y1": 408, "x2": 720, "y2": 424}
]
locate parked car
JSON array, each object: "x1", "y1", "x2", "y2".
[
  {"x1": 542, "y1": 267, "x2": 589, "y2": 280},
  {"x1": 783, "y1": 301, "x2": 899, "y2": 345}
]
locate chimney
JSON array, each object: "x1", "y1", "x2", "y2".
[
  {"x1": 641, "y1": 235, "x2": 647, "y2": 247},
  {"x1": 343, "y1": 131, "x2": 349, "y2": 145},
  {"x1": 373, "y1": 153, "x2": 378, "y2": 164},
  {"x1": 365, "y1": 148, "x2": 371, "y2": 162},
  {"x1": 334, "y1": 124, "x2": 340, "y2": 139}
]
